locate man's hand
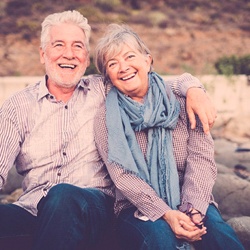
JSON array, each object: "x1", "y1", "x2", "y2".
[
  {"x1": 186, "y1": 88, "x2": 217, "y2": 134},
  {"x1": 163, "y1": 210, "x2": 207, "y2": 242}
]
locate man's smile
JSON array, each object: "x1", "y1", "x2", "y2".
[{"x1": 58, "y1": 64, "x2": 77, "y2": 69}]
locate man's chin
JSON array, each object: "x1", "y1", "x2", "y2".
[
  {"x1": 56, "y1": 81, "x2": 79, "y2": 89},
  {"x1": 56, "y1": 76, "x2": 81, "y2": 88}
]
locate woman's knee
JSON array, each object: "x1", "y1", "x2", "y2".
[
  {"x1": 197, "y1": 205, "x2": 244, "y2": 250},
  {"x1": 118, "y1": 209, "x2": 177, "y2": 250}
]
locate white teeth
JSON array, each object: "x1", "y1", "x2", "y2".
[
  {"x1": 59, "y1": 64, "x2": 76, "y2": 69},
  {"x1": 121, "y1": 73, "x2": 135, "y2": 80}
]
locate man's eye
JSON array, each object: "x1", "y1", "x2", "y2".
[{"x1": 75, "y1": 44, "x2": 83, "y2": 49}]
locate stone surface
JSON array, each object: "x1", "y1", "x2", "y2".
[
  {"x1": 213, "y1": 173, "x2": 250, "y2": 219},
  {"x1": 227, "y1": 216, "x2": 250, "y2": 250}
]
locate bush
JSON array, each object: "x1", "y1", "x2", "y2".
[
  {"x1": 215, "y1": 55, "x2": 250, "y2": 75},
  {"x1": 85, "y1": 57, "x2": 99, "y2": 75}
]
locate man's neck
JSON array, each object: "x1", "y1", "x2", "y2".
[{"x1": 47, "y1": 82, "x2": 77, "y2": 103}]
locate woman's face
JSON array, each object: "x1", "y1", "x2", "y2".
[{"x1": 106, "y1": 44, "x2": 152, "y2": 102}]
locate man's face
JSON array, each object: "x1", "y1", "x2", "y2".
[{"x1": 40, "y1": 23, "x2": 90, "y2": 89}]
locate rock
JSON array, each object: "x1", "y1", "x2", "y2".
[
  {"x1": 0, "y1": 165, "x2": 23, "y2": 194},
  {"x1": 235, "y1": 143, "x2": 250, "y2": 170},
  {"x1": 222, "y1": 116, "x2": 250, "y2": 144},
  {"x1": 214, "y1": 139, "x2": 239, "y2": 169},
  {"x1": 227, "y1": 216, "x2": 250, "y2": 250},
  {"x1": 0, "y1": 188, "x2": 23, "y2": 204},
  {"x1": 216, "y1": 163, "x2": 233, "y2": 174},
  {"x1": 214, "y1": 138, "x2": 250, "y2": 171},
  {"x1": 213, "y1": 173, "x2": 250, "y2": 220}
]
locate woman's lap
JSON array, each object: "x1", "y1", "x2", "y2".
[{"x1": 117, "y1": 205, "x2": 244, "y2": 250}]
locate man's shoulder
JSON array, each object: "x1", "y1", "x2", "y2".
[
  {"x1": 80, "y1": 74, "x2": 108, "y2": 97},
  {"x1": 81, "y1": 74, "x2": 104, "y2": 83},
  {"x1": 2, "y1": 80, "x2": 42, "y2": 109}
]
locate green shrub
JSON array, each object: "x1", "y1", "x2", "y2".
[
  {"x1": 215, "y1": 55, "x2": 250, "y2": 75},
  {"x1": 85, "y1": 57, "x2": 99, "y2": 75},
  {"x1": 95, "y1": 0, "x2": 121, "y2": 12}
]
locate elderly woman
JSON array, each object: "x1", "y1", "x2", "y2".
[{"x1": 94, "y1": 24, "x2": 244, "y2": 250}]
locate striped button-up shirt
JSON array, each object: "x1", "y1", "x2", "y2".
[
  {"x1": 0, "y1": 75, "x2": 114, "y2": 216},
  {"x1": 0, "y1": 73, "x2": 203, "y2": 216},
  {"x1": 94, "y1": 77, "x2": 217, "y2": 222}
]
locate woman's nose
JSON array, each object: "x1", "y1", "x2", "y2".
[{"x1": 119, "y1": 61, "x2": 129, "y2": 73}]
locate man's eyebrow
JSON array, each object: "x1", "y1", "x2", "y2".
[
  {"x1": 51, "y1": 40, "x2": 63, "y2": 45},
  {"x1": 74, "y1": 40, "x2": 85, "y2": 45},
  {"x1": 51, "y1": 40, "x2": 85, "y2": 45}
]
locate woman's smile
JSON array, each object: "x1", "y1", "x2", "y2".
[{"x1": 120, "y1": 72, "x2": 136, "y2": 81}]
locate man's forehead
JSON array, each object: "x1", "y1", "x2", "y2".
[{"x1": 49, "y1": 23, "x2": 86, "y2": 40}]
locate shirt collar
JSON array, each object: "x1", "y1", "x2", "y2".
[
  {"x1": 37, "y1": 75, "x2": 91, "y2": 101},
  {"x1": 38, "y1": 75, "x2": 50, "y2": 101}
]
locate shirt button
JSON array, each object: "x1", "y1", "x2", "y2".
[
  {"x1": 65, "y1": 105, "x2": 68, "y2": 109},
  {"x1": 63, "y1": 152, "x2": 66, "y2": 156},
  {"x1": 57, "y1": 172, "x2": 61, "y2": 176}
]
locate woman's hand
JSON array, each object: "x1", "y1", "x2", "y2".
[
  {"x1": 163, "y1": 210, "x2": 207, "y2": 242},
  {"x1": 186, "y1": 88, "x2": 217, "y2": 134}
]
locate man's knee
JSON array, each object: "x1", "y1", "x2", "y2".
[
  {"x1": 38, "y1": 184, "x2": 83, "y2": 213},
  {"x1": 41, "y1": 184, "x2": 111, "y2": 215}
]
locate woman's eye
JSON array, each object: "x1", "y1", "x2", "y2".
[
  {"x1": 108, "y1": 62, "x2": 116, "y2": 68},
  {"x1": 128, "y1": 54, "x2": 135, "y2": 59}
]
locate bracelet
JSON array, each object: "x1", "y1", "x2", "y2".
[{"x1": 177, "y1": 202, "x2": 207, "y2": 229}]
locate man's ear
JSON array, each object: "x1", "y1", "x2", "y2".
[
  {"x1": 87, "y1": 55, "x2": 90, "y2": 67},
  {"x1": 39, "y1": 47, "x2": 45, "y2": 65}
]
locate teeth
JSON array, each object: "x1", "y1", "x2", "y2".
[
  {"x1": 121, "y1": 73, "x2": 136, "y2": 80},
  {"x1": 59, "y1": 64, "x2": 76, "y2": 69}
]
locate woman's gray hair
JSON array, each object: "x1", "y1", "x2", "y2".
[
  {"x1": 40, "y1": 10, "x2": 91, "y2": 52},
  {"x1": 95, "y1": 23, "x2": 153, "y2": 76}
]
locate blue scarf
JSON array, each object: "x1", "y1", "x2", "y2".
[{"x1": 106, "y1": 72, "x2": 181, "y2": 209}]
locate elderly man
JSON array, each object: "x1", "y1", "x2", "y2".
[{"x1": 0, "y1": 10, "x2": 216, "y2": 250}]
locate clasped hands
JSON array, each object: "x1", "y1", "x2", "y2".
[{"x1": 163, "y1": 209, "x2": 207, "y2": 242}]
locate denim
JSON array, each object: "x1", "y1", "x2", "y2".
[
  {"x1": 0, "y1": 203, "x2": 36, "y2": 237},
  {"x1": 117, "y1": 205, "x2": 245, "y2": 250},
  {"x1": 193, "y1": 204, "x2": 245, "y2": 250},
  {"x1": 0, "y1": 183, "x2": 114, "y2": 250}
]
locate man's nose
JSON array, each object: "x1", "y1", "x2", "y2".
[{"x1": 63, "y1": 46, "x2": 75, "y2": 59}]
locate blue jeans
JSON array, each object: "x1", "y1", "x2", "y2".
[
  {"x1": 117, "y1": 205, "x2": 245, "y2": 250},
  {"x1": 0, "y1": 183, "x2": 114, "y2": 250},
  {"x1": 0, "y1": 202, "x2": 36, "y2": 237}
]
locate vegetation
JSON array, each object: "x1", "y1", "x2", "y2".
[
  {"x1": 1, "y1": 0, "x2": 249, "y2": 39},
  {"x1": 215, "y1": 55, "x2": 250, "y2": 76},
  {"x1": 0, "y1": 0, "x2": 249, "y2": 76}
]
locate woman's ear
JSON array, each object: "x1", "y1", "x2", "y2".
[{"x1": 146, "y1": 54, "x2": 153, "y2": 72}]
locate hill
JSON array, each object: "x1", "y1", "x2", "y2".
[{"x1": 0, "y1": 0, "x2": 250, "y2": 76}]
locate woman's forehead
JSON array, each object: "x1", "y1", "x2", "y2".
[{"x1": 105, "y1": 42, "x2": 138, "y2": 61}]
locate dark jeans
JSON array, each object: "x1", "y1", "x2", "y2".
[
  {"x1": 0, "y1": 183, "x2": 114, "y2": 250},
  {"x1": 117, "y1": 205, "x2": 245, "y2": 250}
]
